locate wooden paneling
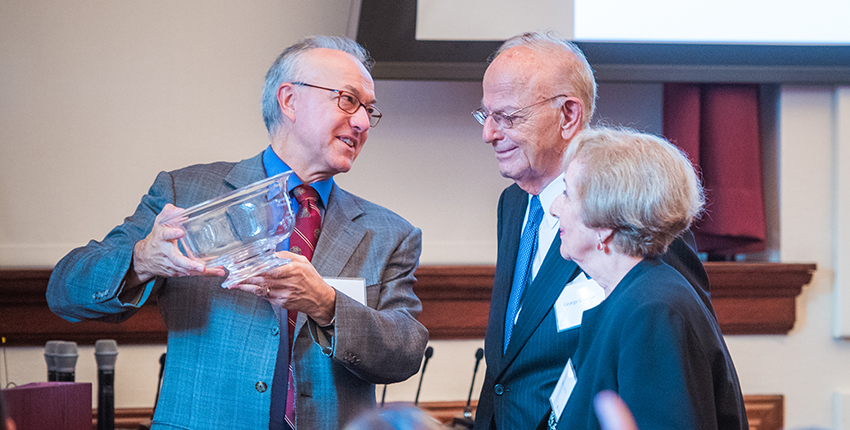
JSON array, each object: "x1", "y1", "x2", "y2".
[
  {"x1": 0, "y1": 263, "x2": 815, "y2": 346},
  {"x1": 89, "y1": 396, "x2": 783, "y2": 430},
  {"x1": 743, "y1": 395, "x2": 785, "y2": 430},
  {"x1": 414, "y1": 262, "x2": 816, "y2": 339},
  {"x1": 0, "y1": 269, "x2": 166, "y2": 345}
]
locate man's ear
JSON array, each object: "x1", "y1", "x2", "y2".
[
  {"x1": 559, "y1": 97, "x2": 585, "y2": 141},
  {"x1": 277, "y1": 83, "x2": 297, "y2": 123}
]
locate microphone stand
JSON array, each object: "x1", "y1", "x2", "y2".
[
  {"x1": 380, "y1": 384, "x2": 387, "y2": 407},
  {"x1": 414, "y1": 346, "x2": 433, "y2": 406},
  {"x1": 450, "y1": 347, "x2": 484, "y2": 429},
  {"x1": 154, "y1": 353, "x2": 166, "y2": 413}
]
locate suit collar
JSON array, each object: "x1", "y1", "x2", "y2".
[{"x1": 223, "y1": 152, "x2": 267, "y2": 190}]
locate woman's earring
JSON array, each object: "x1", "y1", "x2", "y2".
[{"x1": 597, "y1": 241, "x2": 604, "y2": 251}]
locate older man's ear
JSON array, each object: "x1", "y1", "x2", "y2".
[
  {"x1": 559, "y1": 97, "x2": 585, "y2": 141},
  {"x1": 276, "y1": 83, "x2": 298, "y2": 123}
]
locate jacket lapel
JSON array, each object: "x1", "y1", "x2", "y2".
[
  {"x1": 219, "y1": 155, "x2": 369, "y2": 278},
  {"x1": 487, "y1": 185, "x2": 527, "y2": 373},
  {"x1": 311, "y1": 185, "x2": 366, "y2": 278},
  {"x1": 501, "y1": 231, "x2": 583, "y2": 369}
]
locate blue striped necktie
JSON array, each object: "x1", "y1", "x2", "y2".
[{"x1": 504, "y1": 195, "x2": 543, "y2": 353}]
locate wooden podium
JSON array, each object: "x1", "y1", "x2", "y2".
[{"x1": 2, "y1": 382, "x2": 92, "y2": 430}]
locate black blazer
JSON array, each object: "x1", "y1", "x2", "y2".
[
  {"x1": 473, "y1": 184, "x2": 712, "y2": 430},
  {"x1": 553, "y1": 258, "x2": 747, "y2": 430}
]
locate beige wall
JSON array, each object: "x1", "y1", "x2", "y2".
[{"x1": 2, "y1": 1, "x2": 850, "y2": 429}]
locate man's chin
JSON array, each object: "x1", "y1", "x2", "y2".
[
  {"x1": 332, "y1": 160, "x2": 354, "y2": 175},
  {"x1": 498, "y1": 166, "x2": 521, "y2": 182}
]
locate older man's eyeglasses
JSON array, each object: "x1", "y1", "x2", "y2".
[
  {"x1": 472, "y1": 94, "x2": 568, "y2": 129},
  {"x1": 292, "y1": 82, "x2": 382, "y2": 127}
]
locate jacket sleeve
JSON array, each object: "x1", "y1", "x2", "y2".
[
  {"x1": 615, "y1": 300, "x2": 720, "y2": 430},
  {"x1": 46, "y1": 171, "x2": 175, "y2": 323},
  {"x1": 325, "y1": 225, "x2": 428, "y2": 384}
]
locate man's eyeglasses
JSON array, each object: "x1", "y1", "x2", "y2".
[
  {"x1": 292, "y1": 82, "x2": 382, "y2": 127},
  {"x1": 472, "y1": 94, "x2": 568, "y2": 129}
]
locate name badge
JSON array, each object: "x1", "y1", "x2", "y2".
[
  {"x1": 554, "y1": 274, "x2": 604, "y2": 332},
  {"x1": 549, "y1": 358, "x2": 577, "y2": 422},
  {"x1": 323, "y1": 277, "x2": 366, "y2": 305}
]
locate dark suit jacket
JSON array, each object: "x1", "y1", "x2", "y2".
[
  {"x1": 473, "y1": 184, "x2": 712, "y2": 430},
  {"x1": 47, "y1": 153, "x2": 428, "y2": 430},
  {"x1": 553, "y1": 258, "x2": 747, "y2": 430}
]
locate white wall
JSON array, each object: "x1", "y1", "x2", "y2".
[
  {"x1": 0, "y1": 0, "x2": 354, "y2": 265},
  {"x1": 721, "y1": 86, "x2": 850, "y2": 429},
  {"x1": 2, "y1": 2, "x2": 850, "y2": 428}
]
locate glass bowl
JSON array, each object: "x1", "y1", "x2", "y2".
[{"x1": 163, "y1": 171, "x2": 296, "y2": 288}]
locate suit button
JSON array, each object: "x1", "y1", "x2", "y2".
[
  {"x1": 271, "y1": 326, "x2": 280, "y2": 336},
  {"x1": 494, "y1": 384, "x2": 504, "y2": 395},
  {"x1": 255, "y1": 381, "x2": 268, "y2": 393}
]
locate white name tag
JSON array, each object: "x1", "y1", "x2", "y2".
[
  {"x1": 554, "y1": 275, "x2": 605, "y2": 332},
  {"x1": 549, "y1": 358, "x2": 577, "y2": 422},
  {"x1": 323, "y1": 277, "x2": 366, "y2": 305}
]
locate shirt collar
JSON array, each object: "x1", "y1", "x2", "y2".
[
  {"x1": 262, "y1": 145, "x2": 334, "y2": 207},
  {"x1": 536, "y1": 172, "x2": 565, "y2": 231}
]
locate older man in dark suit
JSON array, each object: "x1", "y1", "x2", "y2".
[
  {"x1": 47, "y1": 36, "x2": 427, "y2": 430},
  {"x1": 471, "y1": 32, "x2": 712, "y2": 430}
]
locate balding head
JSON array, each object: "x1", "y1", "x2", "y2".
[{"x1": 491, "y1": 32, "x2": 597, "y2": 128}]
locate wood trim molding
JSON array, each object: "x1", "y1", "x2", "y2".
[
  {"x1": 91, "y1": 407, "x2": 154, "y2": 430},
  {"x1": 90, "y1": 395, "x2": 783, "y2": 430},
  {"x1": 743, "y1": 395, "x2": 785, "y2": 430},
  {"x1": 0, "y1": 263, "x2": 815, "y2": 346},
  {"x1": 414, "y1": 262, "x2": 816, "y2": 339},
  {"x1": 0, "y1": 269, "x2": 167, "y2": 346}
]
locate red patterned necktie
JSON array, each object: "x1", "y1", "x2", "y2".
[
  {"x1": 290, "y1": 184, "x2": 322, "y2": 261},
  {"x1": 284, "y1": 184, "x2": 322, "y2": 429}
]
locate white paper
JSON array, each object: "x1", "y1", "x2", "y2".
[
  {"x1": 554, "y1": 275, "x2": 605, "y2": 332},
  {"x1": 549, "y1": 358, "x2": 577, "y2": 422},
  {"x1": 324, "y1": 277, "x2": 366, "y2": 306}
]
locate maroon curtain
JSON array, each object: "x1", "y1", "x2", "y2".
[{"x1": 663, "y1": 83, "x2": 766, "y2": 259}]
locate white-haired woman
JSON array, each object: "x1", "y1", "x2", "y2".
[{"x1": 545, "y1": 128, "x2": 747, "y2": 430}]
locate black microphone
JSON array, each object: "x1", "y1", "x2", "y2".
[
  {"x1": 44, "y1": 340, "x2": 62, "y2": 381},
  {"x1": 95, "y1": 339, "x2": 118, "y2": 430},
  {"x1": 451, "y1": 348, "x2": 484, "y2": 429},
  {"x1": 54, "y1": 341, "x2": 78, "y2": 382},
  {"x1": 413, "y1": 346, "x2": 433, "y2": 406}
]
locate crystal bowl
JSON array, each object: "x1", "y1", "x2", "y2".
[{"x1": 163, "y1": 171, "x2": 296, "y2": 288}]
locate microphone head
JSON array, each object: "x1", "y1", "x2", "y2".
[
  {"x1": 44, "y1": 340, "x2": 62, "y2": 370},
  {"x1": 475, "y1": 348, "x2": 484, "y2": 360},
  {"x1": 53, "y1": 341, "x2": 79, "y2": 373},
  {"x1": 95, "y1": 339, "x2": 119, "y2": 370},
  {"x1": 424, "y1": 346, "x2": 433, "y2": 359}
]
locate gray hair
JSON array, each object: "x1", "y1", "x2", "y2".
[
  {"x1": 491, "y1": 31, "x2": 597, "y2": 127},
  {"x1": 563, "y1": 127, "x2": 705, "y2": 257},
  {"x1": 261, "y1": 35, "x2": 374, "y2": 136}
]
